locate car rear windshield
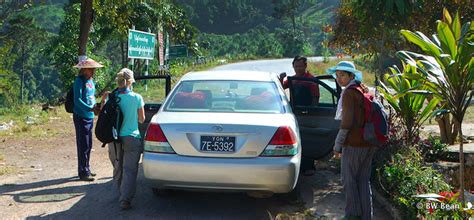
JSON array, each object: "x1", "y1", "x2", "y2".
[{"x1": 164, "y1": 80, "x2": 284, "y2": 113}]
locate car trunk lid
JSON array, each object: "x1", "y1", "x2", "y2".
[{"x1": 152, "y1": 112, "x2": 294, "y2": 158}]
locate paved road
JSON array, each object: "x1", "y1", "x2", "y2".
[{"x1": 212, "y1": 57, "x2": 325, "y2": 76}]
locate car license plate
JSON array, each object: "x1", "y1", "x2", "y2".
[{"x1": 200, "y1": 136, "x2": 235, "y2": 152}]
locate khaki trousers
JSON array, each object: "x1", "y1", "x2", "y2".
[{"x1": 108, "y1": 136, "x2": 142, "y2": 203}]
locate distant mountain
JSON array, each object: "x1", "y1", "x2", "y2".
[
  {"x1": 175, "y1": 0, "x2": 279, "y2": 34},
  {"x1": 175, "y1": 0, "x2": 340, "y2": 34}
]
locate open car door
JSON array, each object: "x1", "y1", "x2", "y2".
[
  {"x1": 287, "y1": 75, "x2": 341, "y2": 160},
  {"x1": 134, "y1": 74, "x2": 171, "y2": 137}
]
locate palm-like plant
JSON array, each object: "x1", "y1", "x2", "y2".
[
  {"x1": 397, "y1": 9, "x2": 473, "y2": 205},
  {"x1": 379, "y1": 62, "x2": 440, "y2": 145}
]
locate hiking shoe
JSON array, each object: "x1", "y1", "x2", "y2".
[
  {"x1": 89, "y1": 172, "x2": 96, "y2": 177},
  {"x1": 120, "y1": 201, "x2": 131, "y2": 210},
  {"x1": 79, "y1": 175, "x2": 95, "y2": 182}
]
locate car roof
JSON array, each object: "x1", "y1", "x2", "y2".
[{"x1": 180, "y1": 70, "x2": 277, "y2": 82}]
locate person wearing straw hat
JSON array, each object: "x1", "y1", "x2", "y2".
[
  {"x1": 72, "y1": 58, "x2": 104, "y2": 182},
  {"x1": 328, "y1": 61, "x2": 376, "y2": 220},
  {"x1": 106, "y1": 68, "x2": 145, "y2": 210}
]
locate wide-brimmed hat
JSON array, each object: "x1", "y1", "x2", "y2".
[
  {"x1": 116, "y1": 68, "x2": 135, "y2": 83},
  {"x1": 73, "y1": 58, "x2": 104, "y2": 69},
  {"x1": 327, "y1": 61, "x2": 363, "y2": 81}
]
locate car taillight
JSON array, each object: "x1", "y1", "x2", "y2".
[
  {"x1": 144, "y1": 123, "x2": 175, "y2": 154},
  {"x1": 260, "y1": 126, "x2": 298, "y2": 157}
]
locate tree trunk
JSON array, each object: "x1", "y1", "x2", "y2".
[
  {"x1": 437, "y1": 114, "x2": 456, "y2": 144},
  {"x1": 78, "y1": 0, "x2": 93, "y2": 59},
  {"x1": 121, "y1": 40, "x2": 126, "y2": 68},
  {"x1": 458, "y1": 121, "x2": 465, "y2": 206},
  {"x1": 20, "y1": 45, "x2": 25, "y2": 104},
  {"x1": 291, "y1": 14, "x2": 296, "y2": 33},
  {"x1": 20, "y1": 60, "x2": 24, "y2": 104}
]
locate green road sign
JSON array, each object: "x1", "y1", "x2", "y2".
[
  {"x1": 169, "y1": 45, "x2": 188, "y2": 58},
  {"x1": 128, "y1": 29, "x2": 156, "y2": 60}
]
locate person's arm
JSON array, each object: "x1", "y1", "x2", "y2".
[
  {"x1": 99, "y1": 91, "x2": 110, "y2": 110},
  {"x1": 279, "y1": 72, "x2": 288, "y2": 89},
  {"x1": 73, "y1": 78, "x2": 94, "y2": 112},
  {"x1": 137, "y1": 94, "x2": 145, "y2": 123},
  {"x1": 340, "y1": 90, "x2": 355, "y2": 129},
  {"x1": 138, "y1": 107, "x2": 145, "y2": 123},
  {"x1": 333, "y1": 90, "x2": 355, "y2": 155}
]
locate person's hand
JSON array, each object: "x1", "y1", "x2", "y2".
[
  {"x1": 101, "y1": 91, "x2": 110, "y2": 100},
  {"x1": 93, "y1": 104, "x2": 101, "y2": 115},
  {"x1": 333, "y1": 144, "x2": 342, "y2": 159},
  {"x1": 279, "y1": 72, "x2": 287, "y2": 80},
  {"x1": 333, "y1": 151, "x2": 341, "y2": 159}
]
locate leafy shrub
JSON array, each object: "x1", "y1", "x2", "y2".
[
  {"x1": 417, "y1": 136, "x2": 449, "y2": 162},
  {"x1": 380, "y1": 147, "x2": 452, "y2": 218}
]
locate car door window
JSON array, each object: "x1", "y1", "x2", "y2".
[{"x1": 288, "y1": 76, "x2": 339, "y2": 110}]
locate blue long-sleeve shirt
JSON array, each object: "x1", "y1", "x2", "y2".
[{"x1": 73, "y1": 76, "x2": 96, "y2": 119}]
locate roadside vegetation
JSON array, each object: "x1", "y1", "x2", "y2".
[{"x1": 372, "y1": 9, "x2": 474, "y2": 218}]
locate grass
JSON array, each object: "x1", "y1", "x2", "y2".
[
  {"x1": 0, "y1": 105, "x2": 66, "y2": 138},
  {"x1": 0, "y1": 153, "x2": 17, "y2": 176},
  {"x1": 307, "y1": 58, "x2": 376, "y2": 86},
  {"x1": 0, "y1": 165, "x2": 17, "y2": 176}
]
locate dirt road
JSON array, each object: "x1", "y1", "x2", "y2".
[{"x1": 0, "y1": 112, "x2": 390, "y2": 219}]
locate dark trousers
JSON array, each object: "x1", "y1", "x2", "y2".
[
  {"x1": 73, "y1": 114, "x2": 94, "y2": 177},
  {"x1": 300, "y1": 157, "x2": 315, "y2": 172}
]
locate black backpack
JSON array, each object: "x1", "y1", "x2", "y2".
[
  {"x1": 65, "y1": 79, "x2": 86, "y2": 113},
  {"x1": 95, "y1": 90, "x2": 124, "y2": 148}
]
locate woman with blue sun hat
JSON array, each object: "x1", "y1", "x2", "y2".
[
  {"x1": 326, "y1": 60, "x2": 363, "y2": 82},
  {"x1": 328, "y1": 61, "x2": 376, "y2": 220}
]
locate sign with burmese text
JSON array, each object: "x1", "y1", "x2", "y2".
[{"x1": 128, "y1": 29, "x2": 156, "y2": 60}]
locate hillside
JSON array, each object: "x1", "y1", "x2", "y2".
[{"x1": 175, "y1": 0, "x2": 340, "y2": 34}]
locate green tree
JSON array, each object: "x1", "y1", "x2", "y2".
[
  {"x1": 0, "y1": 43, "x2": 19, "y2": 106},
  {"x1": 272, "y1": 0, "x2": 304, "y2": 32},
  {"x1": 397, "y1": 9, "x2": 473, "y2": 205},
  {"x1": 331, "y1": 0, "x2": 473, "y2": 71},
  {"x1": 50, "y1": 0, "x2": 199, "y2": 92},
  {"x1": 2, "y1": 14, "x2": 47, "y2": 103},
  {"x1": 275, "y1": 27, "x2": 310, "y2": 57}
]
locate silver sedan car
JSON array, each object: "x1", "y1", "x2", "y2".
[{"x1": 142, "y1": 70, "x2": 301, "y2": 194}]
